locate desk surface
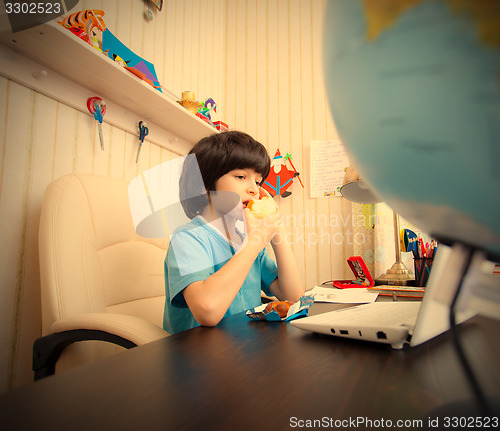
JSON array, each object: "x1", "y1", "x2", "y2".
[{"x1": 2, "y1": 304, "x2": 500, "y2": 430}]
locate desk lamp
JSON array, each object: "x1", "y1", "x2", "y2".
[{"x1": 340, "y1": 165, "x2": 415, "y2": 286}]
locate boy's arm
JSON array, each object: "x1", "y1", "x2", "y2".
[
  {"x1": 268, "y1": 225, "x2": 304, "y2": 301},
  {"x1": 183, "y1": 209, "x2": 281, "y2": 327},
  {"x1": 183, "y1": 240, "x2": 261, "y2": 327},
  {"x1": 251, "y1": 186, "x2": 303, "y2": 301}
]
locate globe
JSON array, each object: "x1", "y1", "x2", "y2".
[{"x1": 323, "y1": 0, "x2": 500, "y2": 259}]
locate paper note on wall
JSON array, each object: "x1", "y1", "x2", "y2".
[{"x1": 310, "y1": 140, "x2": 350, "y2": 198}]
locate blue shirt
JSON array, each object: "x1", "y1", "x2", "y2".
[{"x1": 163, "y1": 216, "x2": 278, "y2": 334}]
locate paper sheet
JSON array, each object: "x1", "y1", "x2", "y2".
[
  {"x1": 309, "y1": 140, "x2": 350, "y2": 198},
  {"x1": 306, "y1": 286, "x2": 378, "y2": 304}
]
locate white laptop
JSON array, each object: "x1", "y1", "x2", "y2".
[{"x1": 292, "y1": 245, "x2": 476, "y2": 349}]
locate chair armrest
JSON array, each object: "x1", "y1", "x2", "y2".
[
  {"x1": 51, "y1": 313, "x2": 168, "y2": 345},
  {"x1": 33, "y1": 313, "x2": 168, "y2": 380}
]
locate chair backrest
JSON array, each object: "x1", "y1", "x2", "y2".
[{"x1": 38, "y1": 174, "x2": 168, "y2": 369}]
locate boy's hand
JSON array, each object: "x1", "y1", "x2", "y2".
[
  {"x1": 256, "y1": 187, "x2": 287, "y2": 245},
  {"x1": 243, "y1": 207, "x2": 282, "y2": 250}
]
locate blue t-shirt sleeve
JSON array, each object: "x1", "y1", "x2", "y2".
[{"x1": 166, "y1": 230, "x2": 215, "y2": 308}]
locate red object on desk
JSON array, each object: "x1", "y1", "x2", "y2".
[{"x1": 332, "y1": 256, "x2": 374, "y2": 289}]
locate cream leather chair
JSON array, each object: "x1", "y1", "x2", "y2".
[{"x1": 34, "y1": 174, "x2": 169, "y2": 379}]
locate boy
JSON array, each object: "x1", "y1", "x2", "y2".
[{"x1": 163, "y1": 131, "x2": 303, "y2": 333}]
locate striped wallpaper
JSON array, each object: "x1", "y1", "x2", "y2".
[
  {"x1": 0, "y1": 0, "x2": 363, "y2": 392},
  {"x1": 220, "y1": 0, "x2": 355, "y2": 291}
]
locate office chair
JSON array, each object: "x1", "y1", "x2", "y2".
[{"x1": 34, "y1": 174, "x2": 169, "y2": 380}]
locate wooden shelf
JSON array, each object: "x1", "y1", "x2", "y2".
[{"x1": 0, "y1": 20, "x2": 217, "y2": 146}]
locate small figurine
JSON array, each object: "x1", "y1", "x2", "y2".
[
  {"x1": 177, "y1": 91, "x2": 203, "y2": 115},
  {"x1": 197, "y1": 98, "x2": 217, "y2": 122}
]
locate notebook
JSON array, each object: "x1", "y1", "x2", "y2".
[{"x1": 292, "y1": 245, "x2": 476, "y2": 349}]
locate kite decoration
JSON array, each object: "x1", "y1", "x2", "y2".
[
  {"x1": 59, "y1": 10, "x2": 162, "y2": 92},
  {"x1": 101, "y1": 28, "x2": 162, "y2": 91},
  {"x1": 263, "y1": 149, "x2": 303, "y2": 198}
]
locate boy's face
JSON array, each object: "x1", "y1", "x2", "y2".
[{"x1": 213, "y1": 168, "x2": 263, "y2": 213}]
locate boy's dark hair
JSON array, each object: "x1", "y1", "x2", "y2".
[{"x1": 179, "y1": 130, "x2": 271, "y2": 219}]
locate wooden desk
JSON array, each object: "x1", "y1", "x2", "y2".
[{"x1": 1, "y1": 306, "x2": 499, "y2": 430}]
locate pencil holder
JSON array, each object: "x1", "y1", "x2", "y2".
[{"x1": 413, "y1": 257, "x2": 433, "y2": 287}]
